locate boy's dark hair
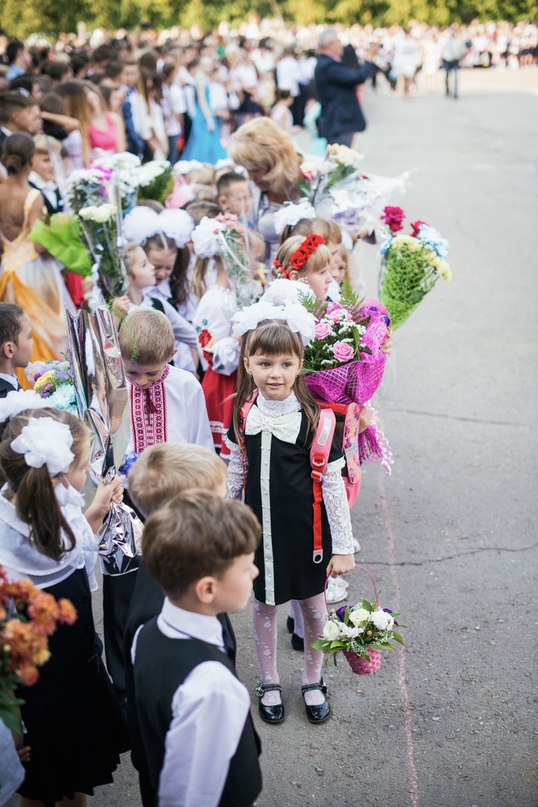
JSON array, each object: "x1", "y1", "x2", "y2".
[
  {"x1": 42, "y1": 61, "x2": 71, "y2": 82},
  {"x1": 216, "y1": 171, "x2": 248, "y2": 197},
  {"x1": 143, "y1": 491, "x2": 260, "y2": 599},
  {"x1": 0, "y1": 91, "x2": 35, "y2": 125},
  {"x1": 0, "y1": 303, "x2": 25, "y2": 347},
  {"x1": 6, "y1": 40, "x2": 25, "y2": 66}
]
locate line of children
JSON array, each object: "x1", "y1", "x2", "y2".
[{"x1": 0, "y1": 406, "x2": 127, "y2": 805}]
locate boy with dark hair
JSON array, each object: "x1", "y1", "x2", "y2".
[
  {"x1": 0, "y1": 303, "x2": 33, "y2": 396},
  {"x1": 217, "y1": 171, "x2": 252, "y2": 220},
  {"x1": 133, "y1": 491, "x2": 262, "y2": 807}
]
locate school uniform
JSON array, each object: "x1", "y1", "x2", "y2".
[
  {"x1": 132, "y1": 600, "x2": 262, "y2": 807},
  {"x1": 103, "y1": 366, "x2": 213, "y2": 700},
  {"x1": 0, "y1": 372, "x2": 19, "y2": 398}
]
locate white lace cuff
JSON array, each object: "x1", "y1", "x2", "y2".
[
  {"x1": 226, "y1": 441, "x2": 245, "y2": 500},
  {"x1": 323, "y1": 465, "x2": 354, "y2": 555}
]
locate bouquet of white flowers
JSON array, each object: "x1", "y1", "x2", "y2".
[{"x1": 78, "y1": 204, "x2": 126, "y2": 299}]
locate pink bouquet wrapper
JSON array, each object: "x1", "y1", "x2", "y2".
[{"x1": 305, "y1": 308, "x2": 388, "y2": 408}]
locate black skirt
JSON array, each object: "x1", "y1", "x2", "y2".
[
  {"x1": 231, "y1": 410, "x2": 342, "y2": 605},
  {"x1": 17, "y1": 568, "x2": 128, "y2": 804}
]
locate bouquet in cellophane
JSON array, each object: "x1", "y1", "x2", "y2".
[
  {"x1": 77, "y1": 203, "x2": 127, "y2": 302},
  {"x1": 299, "y1": 145, "x2": 408, "y2": 238},
  {"x1": 66, "y1": 306, "x2": 142, "y2": 576},
  {"x1": 300, "y1": 287, "x2": 393, "y2": 474},
  {"x1": 0, "y1": 566, "x2": 76, "y2": 730},
  {"x1": 378, "y1": 211, "x2": 452, "y2": 329},
  {"x1": 301, "y1": 287, "x2": 389, "y2": 409},
  {"x1": 26, "y1": 360, "x2": 77, "y2": 413}
]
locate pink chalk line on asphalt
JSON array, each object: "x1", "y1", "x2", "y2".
[{"x1": 378, "y1": 476, "x2": 420, "y2": 807}]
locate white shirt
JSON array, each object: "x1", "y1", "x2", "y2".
[
  {"x1": 126, "y1": 365, "x2": 213, "y2": 455},
  {"x1": 192, "y1": 285, "x2": 239, "y2": 375},
  {"x1": 131, "y1": 599, "x2": 250, "y2": 807}
]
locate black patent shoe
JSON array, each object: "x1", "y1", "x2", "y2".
[
  {"x1": 256, "y1": 683, "x2": 285, "y2": 724},
  {"x1": 301, "y1": 679, "x2": 330, "y2": 724},
  {"x1": 286, "y1": 616, "x2": 294, "y2": 634},
  {"x1": 291, "y1": 632, "x2": 304, "y2": 651}
]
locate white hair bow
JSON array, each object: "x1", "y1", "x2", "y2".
[
  {"x1": 0, "y1": 390, "x2": 49, "y2": 424},
  {"x1": 232, "y1": 301, "x2": 315, "y2": 346},
  {"x1": 123, "y1": 206, "x2": 194, "y2": 248},
  {"x1": 11, "y1": 417, "x2": 75, "y2": 476}
]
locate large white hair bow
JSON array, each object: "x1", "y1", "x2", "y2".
[
  {"x1": 11, "y1": 417, "x2": 75, "y2": 476},
  {"x1": 0, "y1": 390, "x2": 49, "y2": 424},
  {"x1": 261, "y1": 278, "x2": 315, "y2": 307},
  {"x1": 232, "y1": 301, "x2": 315, "y2": 346},
  {"x1": 123, "y1": 206, "x2": 194, "y2": 248},
  {"x1": 191, "y1": 216, "x2": 222, "y2": 259},
  {"x1": 273, "y1": 200, "x2": 316, "y2": 235}
]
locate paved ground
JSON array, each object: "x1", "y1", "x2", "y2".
[{"x1": 9, "y1": 67, "x2": 537, "y2": 807}]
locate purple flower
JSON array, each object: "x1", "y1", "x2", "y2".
[{"x1": 335, "y1": 605, "x2": 347, "y2": 621}]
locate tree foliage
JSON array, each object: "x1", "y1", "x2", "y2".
[{"x1": 1, "y1": 0, "x2": 536, "y2": 40}]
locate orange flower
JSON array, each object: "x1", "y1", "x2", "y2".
[
  {"x1": 28, "y1": 592, "x2": 60, "y2": 636},
  {"x1": 16, "y1": 662, "x2": 40, "y2": 687},
  {"x1": 57, "y1": 599, "x2": 77, "y2": 625}
]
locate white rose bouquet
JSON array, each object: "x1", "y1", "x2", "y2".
[
  {"x1": 313, "y1": 593, "x2": 405, "y2": 676},
  {"x1": 78, "y1": 204, "x2": 126, "y2": 299}
]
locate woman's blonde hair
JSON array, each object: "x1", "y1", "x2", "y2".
[
  {"x1": 228, "y1": 118, "x2": 301, "y2": 197},
  {"x1": 0, "y1": 409, "x2": 89, "y2": 561},
  {"x1": 232, "y1": 320, "x2": 319, "y2": 447},
  {"x1": 54, "y1": 80, "x2": 92, "y2": 165},
  {"x1": 275, "y1": 235, "x2": 331, "y2": 278}
]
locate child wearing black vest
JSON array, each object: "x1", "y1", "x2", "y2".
[{"x1": 132, "y1": 490, "x2": 262, "y2": 807}]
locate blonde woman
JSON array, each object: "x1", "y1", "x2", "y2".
[{"x1": 228, "y1": 117, "x2": 302, "y2": 261}]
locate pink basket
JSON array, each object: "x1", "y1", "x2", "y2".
[{"x1": 344, "y1": 648, "x2": 382, "y2": 676}]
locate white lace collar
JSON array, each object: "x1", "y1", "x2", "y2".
[{"x1": 256, "y1": 390, "x2": 301, "y2": 418}]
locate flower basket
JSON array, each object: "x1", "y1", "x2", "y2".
[
  {"x1": 313, "y1": 565, "x2": 405, "y2": 676},
  {"x1": 344, "y1": 648, "x2": 382, "y2": 675}
]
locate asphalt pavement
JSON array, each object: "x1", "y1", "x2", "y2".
[{"x1": 10, "y1": 67, "x2": 538, "y2": 807}]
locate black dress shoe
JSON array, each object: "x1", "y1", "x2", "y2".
[
  {"x1": 301, "y1": 680, "x2": 330, "y2": 724},
  {"x1": 291, "y1": 632, "x2": 304, "y2": 651},
  {"x1": 286, "y1": 616, "x2": 294, "y2": 634},
  {"x1": 256, "y1": 683, "x2": 285, "y2": 724}
]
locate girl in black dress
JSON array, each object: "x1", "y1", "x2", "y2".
[
  {"x1": 0, "y1": 407, "x2": 127, "y2": 807},
  {"x1": 227, "y1": 319, "x2": 355, "y2": 725}
]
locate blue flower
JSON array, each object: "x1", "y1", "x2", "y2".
[
  {"x1": 379, "y1": 236, "x2": 393, "y2": 256},
  {"x1": 417, "y1": 225, "x2": 449, "y2": 258}
]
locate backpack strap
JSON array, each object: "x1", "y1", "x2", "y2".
[
  {"x1": 239, "y1": 391, "x2": 258, "y2": 492},
  {"x1": 310, "y1": 409, "x2": 336, "y2": 564}
]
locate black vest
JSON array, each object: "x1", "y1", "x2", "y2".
[{"x1": 133, "y1": 618, "x2": 262, "y2": 807}]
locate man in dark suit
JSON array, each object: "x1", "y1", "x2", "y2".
[{"x1": 314, "y1": 29, "x2": 377, "y2": 147}]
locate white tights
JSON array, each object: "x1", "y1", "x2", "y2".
[{"x1": 253, "y1": 594, "x2": 327, "y2": 706}]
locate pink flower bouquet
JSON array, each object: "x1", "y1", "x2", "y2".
[{"x1": 303, "y1": 297, "x2": 389, "y2": 409}]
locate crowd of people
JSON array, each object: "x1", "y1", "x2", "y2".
[{"x1": 0, "y1": 15, "x2": 525, "y2": 807}]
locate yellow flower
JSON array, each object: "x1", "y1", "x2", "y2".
[
  {"x1": 34, "y1": 370, "x2": 55, "y2": 395},
  {"x1": 431, "y1": 257, "x2": 452, "y2": 281},
  {"x1": 393, "y1": 234, "x2": 420, "y2": 250}
]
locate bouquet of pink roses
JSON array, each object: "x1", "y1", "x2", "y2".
[{"x1": 302, "y1": 291, "x2": 389, "y2": 409}]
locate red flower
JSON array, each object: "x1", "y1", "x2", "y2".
[
  {"x1": 410, "y1": 220, "x2": 427, "y2": 238},
  {"x1": 202, "y1": 351, "x2": 214, "y2": 368},
  {"x1": 289, "y1": 234, "x2": 325, "y2": 270},
  {"x1": 198, "y1": 329, "x2": 213, "y2": 349},
  {"x1": 381, "y1": 206, "x2": 406, "y2": 233}
]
